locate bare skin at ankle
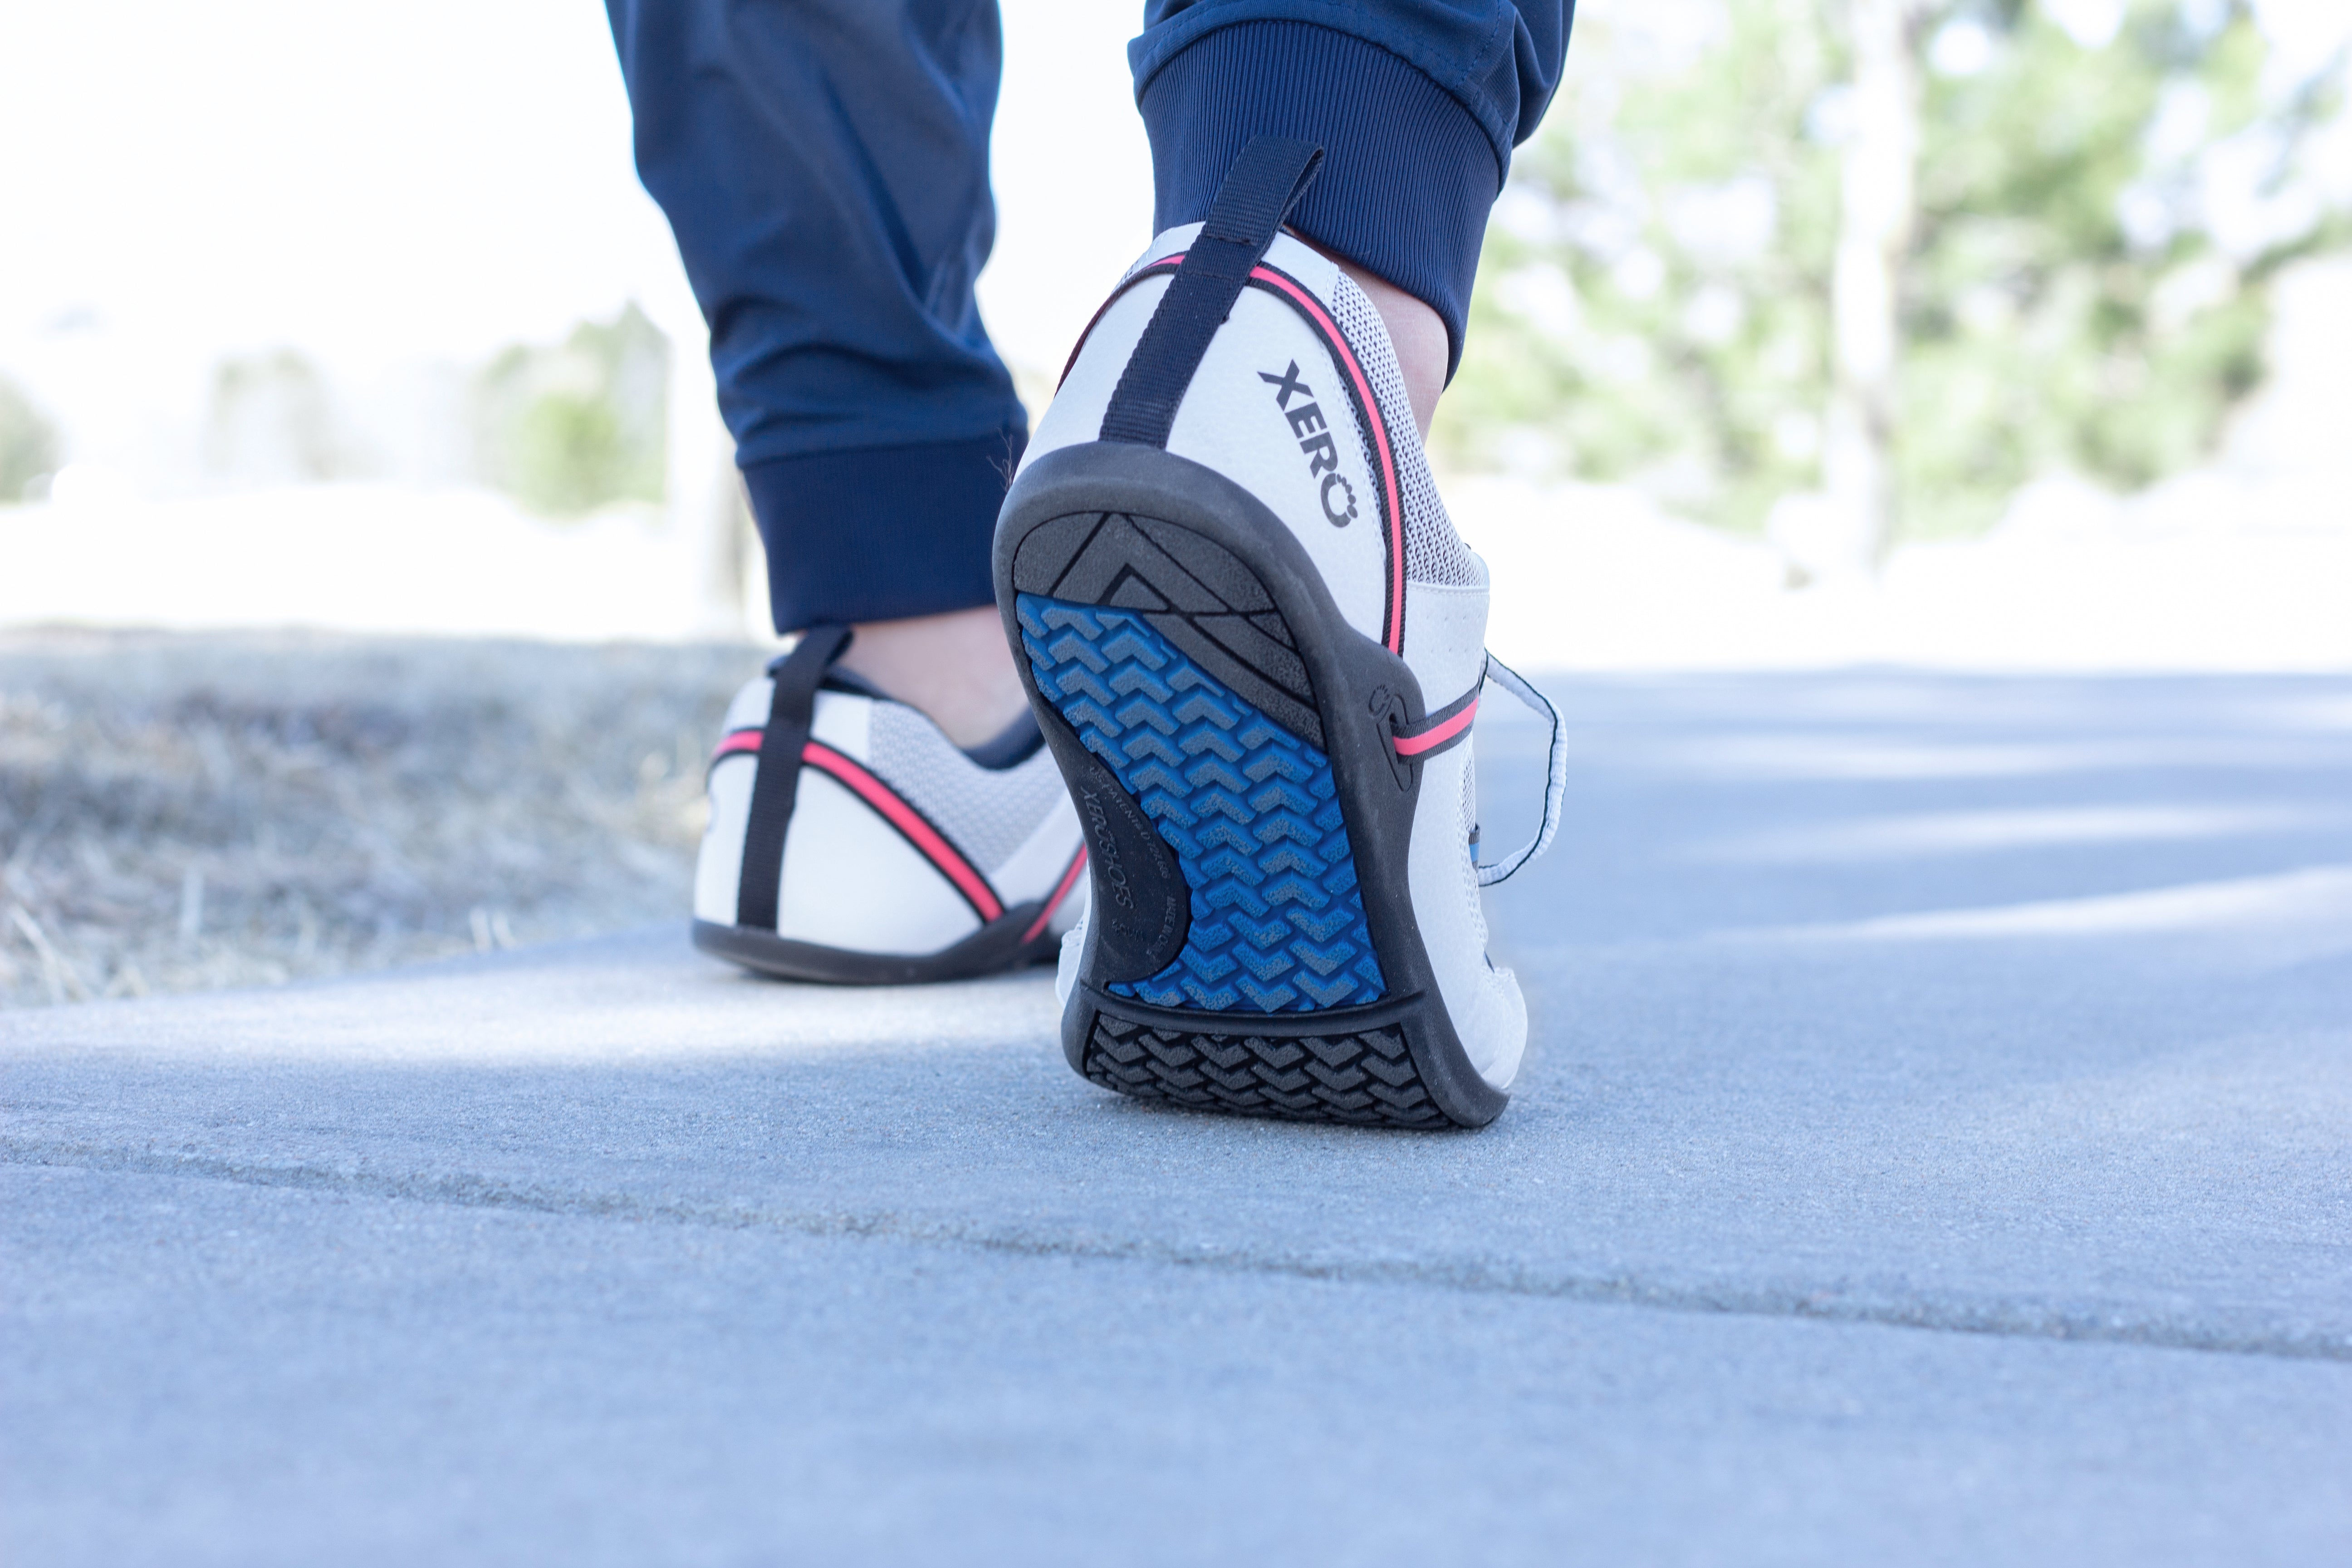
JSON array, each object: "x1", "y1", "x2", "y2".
[
  {"x1": 1327, "y1": 256, "x2": 1449, "y2": 440},
  {"x1": 841, "y1": 261, "x2": 1446, "y2": 746},
  {"x1": 836, "y1": 605, "x2": 1030, "y2": 749}
]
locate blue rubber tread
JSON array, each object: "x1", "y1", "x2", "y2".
[{"x1": 1017, "y1": 593, "x2": 1386, "y2": 1012}]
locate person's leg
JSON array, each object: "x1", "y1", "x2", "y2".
[
  {"x1": 996, "y1": 4, "x2": 1577, "y2": 1124},
  {"x1": 1131, "y1": 3, "x2": 1575, "y2": 431},
  {"x1": 606, "y1": 0, "x2": 1028, "y2": 745}
]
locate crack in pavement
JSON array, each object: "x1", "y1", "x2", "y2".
[{"x1": 10, "y1": 1137, "x2": 2350, "y2": 1365}]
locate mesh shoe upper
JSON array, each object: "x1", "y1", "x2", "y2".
[{"x1": 697, "y1": 673, "x2": 1087, "y2": 961}]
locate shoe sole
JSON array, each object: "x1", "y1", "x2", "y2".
[
  {"x1": 995, "y1": 442, "x2": 1507, "y2": 1130},
  {"x1": 691, "y1": 911, "x2": 1060, "y2": 986}
]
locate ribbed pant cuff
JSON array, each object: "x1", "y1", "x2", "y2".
[
  {"x1": 1140, "y1": 21, "x2": 1501, "y2": 378},
  {"x1": 741, "y1": 429, "x2": 1025, "y2": 632}
]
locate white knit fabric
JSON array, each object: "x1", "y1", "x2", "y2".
[
  {"x1": 863, "y1": 704, "x2": 1068, "y2": 875},
  {"x1": 1324, "y1": 271, "x2": 1481, "y2": 589}
]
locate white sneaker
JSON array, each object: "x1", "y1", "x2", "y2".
[
  {"x1": 692, "y1": 626, "x2": 1089, "y2": 984},
  {"x1": 993, "y1": 137, "x2": 1564, "y2": 1128}
]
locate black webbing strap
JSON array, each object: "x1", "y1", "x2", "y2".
[
  {"x1": 1098, "y1": 136, "x2": 1324, "y2": 448},
  {"x1": 735, "y1": 623, "x2": 853, "y2": 931}
]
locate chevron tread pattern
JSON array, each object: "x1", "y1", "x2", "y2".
[
  {"x1": 1018, "y1": 594, "x2": 1384, "y2": 1012},
  {"x1": 1081, "y1": 1013, "x2": 1447, "y2": 1127}
]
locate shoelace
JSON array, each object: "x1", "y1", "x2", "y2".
[{"x1": 1472, "y1": 654, "x2": 1566, "y2": 888}]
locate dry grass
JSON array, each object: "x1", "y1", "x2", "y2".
[{"x1": 0, "y1": 628, "x2": 764, "y2": 1009}]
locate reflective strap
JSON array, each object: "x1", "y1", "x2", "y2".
[
  {"x1": 735, "y1": 624, "x2": 853, "y2": 930},
  {"x1": 1472, "y1": 653, "x2": 1566, "y2": 888},
  {"x1": 1098, "y1": 136, "x2": 1323, "y2": 449}
]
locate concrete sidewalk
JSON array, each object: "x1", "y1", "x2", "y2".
[{"x1": 6, "y1": 671, "x2": 2350, "y2": 1565}]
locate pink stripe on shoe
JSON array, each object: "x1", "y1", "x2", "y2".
[
  {"x1": 1054, "y1": 251, "x2": 1408, "y2": 655},
  {"x1": 1392, "y1": 696, "x2": 1479, "y2": 757},
  {"x1": 1020, "y1": 846, "x2": 1090, "y2": 944},
  {"x1": 801, "y1": 741, "x2": 1004, "y2": 923},
  {"x1": 1247, "y1": 265, "x2": 1406, "y2": 656},
  {"x1": 709, "y1": 728, "x2": 762, "y2": 764}
]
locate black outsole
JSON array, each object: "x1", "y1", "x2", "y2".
[
  {"x1": 691, "y1": 910, "x2": 1059, "y2": 986},
  {"x1": 994, "y1": 441, "x2": 1508, "y2": 1131},
  {"x1": 1071, "y1": 984, "x2": 1453, "y2": 1127}
]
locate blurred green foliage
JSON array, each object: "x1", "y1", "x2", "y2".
[
  {"x1": 1437, "y1": 0, "x2": 2349, "y2": 536},
  {"x1": 207, "y1": 349, "x2": 343, "y2": 481},
  {"x1": 474, "y1": 303, "x2": 667, "y2": 517},
  {"x1": 0, "y1": 373, "x2": 63, "y2": 501}
]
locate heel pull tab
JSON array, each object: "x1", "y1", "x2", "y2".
[
  {"x1": 735, "y1": 624, "x2": 854, "y2": 931},
  {"x1": 1098, "y1": 136, "x2": 1324, "y2": 449}
]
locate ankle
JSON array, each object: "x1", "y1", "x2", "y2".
[
  {"x1": 1295, "y1": 244, "x2": 1446, "y2": 439},
  {"x1": 833, "y1": 606, "x2": 1030, "y2": 749},
  {"x1": 1338, "y1": 262, "x2": 1447, "y2": 439}
]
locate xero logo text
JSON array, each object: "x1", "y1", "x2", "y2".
[{"x1": 1258, "y1": 361, "x2": 1357, "y2": 527}]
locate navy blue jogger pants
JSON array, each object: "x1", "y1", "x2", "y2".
[{"x1": 604, "y1": 1, "x2": 1573, "y2": 632}]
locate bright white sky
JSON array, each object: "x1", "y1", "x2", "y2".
[
  {"x1": 0, "y1": 0, "x2": 1152, "y2": 472},
  {"x1": 1, "y1": 0, "x2": 2342, "y2": 480}
]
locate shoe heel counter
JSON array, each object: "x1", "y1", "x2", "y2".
[
  {"x1": 1023, "y1": 233, "x2": 1402, "y2": 651},
  {"x1": 695, "y1": 674, "x2": 775, "y2": 925},
  {"x1": 1162, "y1": 280, "x2": 1393, "y2": 647},
  {"x1": 702, "y1": 683, "x2": 977, "y2": 950},
  {"x1": 696, "y1": 767, "x2": 751, "y2": 926}
]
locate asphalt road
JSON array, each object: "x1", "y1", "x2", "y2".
[{"x1": 6, "y1": 671, "x2": 2350, "y2": 1566}]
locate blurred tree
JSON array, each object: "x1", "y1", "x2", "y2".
[
  {"x1": 1438, "y1": 0, "x2": 2350, "y2": 551},
  {"x1": 206, "y1": 350, "x2": 346, "y2": 484},
  {"x1": 1901, "y1": 0, "x2": 2343, "y2": 534},
  {"x1": 1823, "y1": 0, "x2": 1924, "y2": 567},
  {"x1": 0, "y1": 373, "x2": 64, "y2": 501},
  {"x1": 474, "y1": 303, "x2": 668, "y2": 517}
]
